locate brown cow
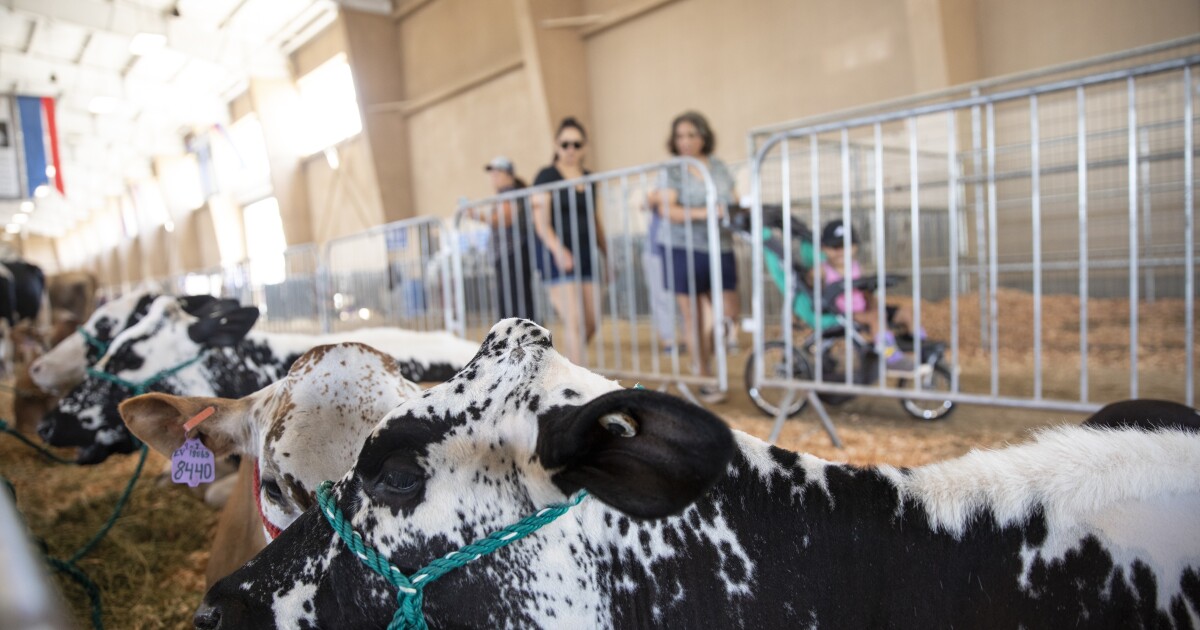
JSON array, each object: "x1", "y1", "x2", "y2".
[
  {"x1": 45, "y1": 272, "x2": 97, "y2": 325},
  {"x1": 10, "y1": 321, "x2": 54, "y2": 435},
  {"x1": 119, "y1": 342, "x2": 420, "y2": 586}
]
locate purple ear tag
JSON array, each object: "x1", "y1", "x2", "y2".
[{"x1": 171, "y1": 438, "x2": 216, "y2": 487}]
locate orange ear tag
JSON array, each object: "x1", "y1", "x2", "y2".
[{"x1": 183, "y1": 406, "x2": 216, "y2": 434}]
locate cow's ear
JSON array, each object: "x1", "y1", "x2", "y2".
[
  {"x1": 536, "y1": 389, "x2": 734, "y2": 519},
  {"x1": 181, "y1": 297, "x2": 240, "y2": 319},
  {"x1": 187, "y1": 306, "x2": 259, "y2": 347},
  {"x1": 177, "y1": 294, "x2": 218, "y2": 315},
  {"x1": 119, "y1": 393, "x2": 246, "y2": 458}
]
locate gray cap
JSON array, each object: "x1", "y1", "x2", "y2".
[{"x1": 484, "y1": 155, "x2": 514, "y2": 174}]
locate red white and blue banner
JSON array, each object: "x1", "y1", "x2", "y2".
[{"x1": 16, "y1": 95, "x2": 65, "y2": 197}]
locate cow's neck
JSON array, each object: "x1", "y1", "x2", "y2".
[
  {"x1": 193, "y1": 334, "x2": 300, "y2": 399},
  {"x1": 582, "y1": 428, "x2": 1200, "y2": 628},
  {"x1": 582, "y1": 434, "x2": 912, "y2": 627}
]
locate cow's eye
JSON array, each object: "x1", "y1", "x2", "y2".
[
  {"x1": 262, "y1": 478, "x2": 285, "y2": 503},
  {"x1": 379, "y1": 469, "x2": 424, "y2": 494}
]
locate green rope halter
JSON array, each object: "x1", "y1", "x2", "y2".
[
  {"x1": 316, "y1": 480, "x2": 587, "y2": 630},
  {"x1": 0, "y1": 445, "x2": 148, "y2": 630},
  {"x1": 85, "y1": 353, "x2": 205, "y2": 396},
  {"x1": 77, "y1": 327, "x2": 109, "y2": 358}
]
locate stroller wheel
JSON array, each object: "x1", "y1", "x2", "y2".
[
  {"x1": 744, "y1": 341, "x2": 811, "y2": 418},
  {"x1": 897, "y1": 362, "x2": 956, "y2": 421}
]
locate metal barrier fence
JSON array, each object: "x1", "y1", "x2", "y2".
[
  {"x1": 320, "y1": 217, "x2": 454, "y2": 334},
  {"x1": 749, "y1": 52, "x2": 1198, "y2": 443},
  {"x1": 748, "y1": 33, "x2": 1200, "y2": 155},
  {"x1": 452, "y1": 158, "x2": 729, "y2": 399}
]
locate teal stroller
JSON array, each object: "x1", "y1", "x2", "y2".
[{"x1": 737, "y1": 208, "x2": 956, "y2": 421}]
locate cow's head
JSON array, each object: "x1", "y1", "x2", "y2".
[
  {"x1": 120, "y1": 342, "x2": 421, "y2": 539},
  {"x1": 38, "y1": 296, "x2": 258, "y2": 464},
  {"x1": 29, "y1": 291, "x2": 222, "y2": 393},
  {"x1": 197, "y1": 319, "x2": 734, "y2": 629}
]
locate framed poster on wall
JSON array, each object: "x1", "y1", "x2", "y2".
[{"x1": 0, "y1": 96, "x2": 22, "y2": 199}]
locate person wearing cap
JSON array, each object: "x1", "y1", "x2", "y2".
[
  {"x1": 818, "y1": 219, "x2": 913, "y2": 368},
  {"x1": 474, "y1": 155, "x2": 536, "y2": 321}
]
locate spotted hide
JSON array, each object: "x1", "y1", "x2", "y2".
[
  {"x1": 29, "y1": 290, "x2": 219, "y2": 393},
  {"x1": 119, "y1": 342, "x2": 421, "y2": 586},
  {"x1": 196, "y1": 319, "x2": 1200, "y2": 630},
  {"x1": 38, "y1": 295, "x2": 476, "y2": 464}
]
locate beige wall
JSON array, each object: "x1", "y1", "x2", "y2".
[
  {"x1": 976, "y1": 0, "x2": 1200, "y2": 78},
  {"x1": 398, "y1": 0, "x2": 522, "y2": 98},
  {"x1": 305, "y1": 135, "x2": 386, "y2": 242},
  {"x1": 586, "y1": 0, "x2": 919, "y2": 168},
  {"x1": 22, "y1": 236, "x2": 60, "y2": 275},
  {"x1": 408, "y1": 67, "x2": 547, "y2": 217}
]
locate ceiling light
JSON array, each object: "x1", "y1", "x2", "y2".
[
  {"x1": 34, "y1": 185, "x2": 49, "y2": 198},
  {"x1": 12, "y1": 214, "x2": 27, "y2": 224},
  {"x1": 129, "y1": 32, "x2": 168, "y2": 56},
  {"x1": 45, "y1": 165, "x2": 56, "y2": 178},
  {"x1": 19, "y1": 201, "x2": 33, "y2": 213},
  {"x1": 6, "y1": 224, "x2": 20, "y2": 234},
  {"x1": 164, "y1": 220, "x2": 175, "y2": 233},
  {"x1": 88, "y1": 96, "x2": 121, "y2": 115}
]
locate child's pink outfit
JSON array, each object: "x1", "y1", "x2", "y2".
[
  {"x1": 823, "y1": 259, "x2": 909, "y2": 367},
  {"x1": 822, "y1": 260, "x2": 867, "y2": 313}
]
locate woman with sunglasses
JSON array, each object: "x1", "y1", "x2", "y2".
[
  {"x1": 647, "y1": 110, "x2": 739, "y2": 403},
  {"x1": 531, "y1": 117, "x2": 606, "y2": 364}
]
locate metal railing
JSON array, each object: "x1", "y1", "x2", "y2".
[
  {"x1": 747, "y1": 33, "x2": 1200, "y2": 155},
  {"x1": 749, "y1": 52, "x2": 1198, "y2": 443},
  {"x1": 452, "y1": 157, "x2": 729, "y2": 397},
  {"x1": 319, "y1": 217, "x2": 454, "y2": 334}
]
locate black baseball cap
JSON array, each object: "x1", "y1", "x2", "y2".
[{"x1": 821, "y1": 220, "x2": 860, "y2": 247}]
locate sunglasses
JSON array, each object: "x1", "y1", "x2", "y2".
[{"x1": 559, "y1": 140, "x2": 584, "y2": 150}]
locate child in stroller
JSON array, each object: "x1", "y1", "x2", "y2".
[
  {"x1": 817, "y1": 220, "x2": 916, "y2": 370},
  {"x1": 731, "y1": 206, "x2": 955, "y2": 421}
]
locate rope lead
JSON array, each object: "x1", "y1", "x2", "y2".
[{"x1": 316, "y1": 480, "x2": 587, "y2": 630}]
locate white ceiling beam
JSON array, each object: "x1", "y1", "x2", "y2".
[
  {"x1": 5, "y1": 0, "x2": 235, "y2": 68},
  {"x1": 20, "y1": 15, "x2": 36, "y2": 53},
  {"x1": 335, "y1": 0, "x2": 393, "y2": 16}
]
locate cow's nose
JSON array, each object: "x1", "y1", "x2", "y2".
[{"x1": 193, "y1": 602, "x2": 221, "y2": 630}]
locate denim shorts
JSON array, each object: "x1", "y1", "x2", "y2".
[{"x1": 663, "y1": 248, "x2": 737, "y2": 295}]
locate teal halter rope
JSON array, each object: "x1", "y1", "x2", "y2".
[
  {"x1": 0, "y1": 444, "x2": 148, "y2": 630},
  {"x1": 85, "y1": 353, "x2": 205, "y2": 396},
  {"x1": 77, "y1": 327, "x2": 110, "y2": 358},
  {"x1": 316, "y1": 480, "x2": 587, "y2": 630}
]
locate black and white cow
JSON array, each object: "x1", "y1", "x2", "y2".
[
  {"x1": 0, "y1": 260, "x2": 47, "y2": 376},
  {"x1": 38, "y1": 295, "x2": 478, "y2": 464},
  {"x1": 29, "y1": 289, "x2": 220, "y2": 393},
  {"x1": 1084, "y1": 399, "x2": 1200, "y2": 433},
  {"x1": 197, "y1": 319, "x2": 1200, "y2": 630},
  {"x1": 0, "y1": 260, "x2": 46, "y2": 325}
]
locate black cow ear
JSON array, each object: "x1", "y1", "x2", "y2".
[
  {"x1": 186, "y1": 297, "x2": 241, "y2": 320},
  {"x1": 177, "y1": 295, "x2": 218, "y2": 315},
  {"x1": 187, "y1": 306, "x2": 259, "y2": 347},
  {"x1": 536, "y1": 389, "x2": 734, "y2": 520}
]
